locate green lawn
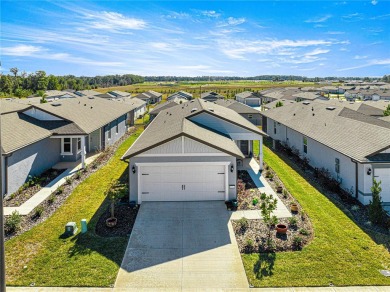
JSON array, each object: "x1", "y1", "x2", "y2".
[
  {"x1": 5, "y1": 127, "x2": 143, "y2": 287},
  {"x1": 135, "y1": 113, "x2": 149, "y2": 125},
  {"x1": 244, "y1": 143, "x2": 390, "y2": 287}
]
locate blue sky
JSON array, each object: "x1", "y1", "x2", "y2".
[{"x1": 1, "y1": 1, "x2": 390, "y2": 77}]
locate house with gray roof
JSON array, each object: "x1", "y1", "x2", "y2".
[
  {"x1": 1, "y1": 97, "x2": 141, "y2": 196},
  {"x1": 262, "y1": 102, "x2": 390, "y2": 210},
  {"x1": 200, "y1": 91, "x2": 225, "y2": 102},
  {"x1": 167, "y1": 91, "x2": 193, "y2": 101},
  {"x1": 148, "y1": 100, "x2": 183, "y2": 122},
  {"x1": 214, "y1": 99, "x2": 262, "y2": 126},
  {"x1": 135, "y1": 90, "x2": 162, "y2": 104},
  {"x1": 122, "y1": 99, "x2": 267, "y2": 203},
  {"x1": 235, "y1": 91, "x2": 263, "y2": 106}
]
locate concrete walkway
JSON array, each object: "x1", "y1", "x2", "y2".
[
  {"x1": 4, "y1": 154, "x2": 99, "y2": 216},
  {"x1": 230, "y1": 158, "x2": 291, "y2": 220},
  {"x1": 115, "y1": 201, "x2": 249, "y2": 290}
]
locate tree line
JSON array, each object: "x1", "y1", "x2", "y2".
[{"x1": 0, "y1": 68, "x2": 144, "y2": 98}]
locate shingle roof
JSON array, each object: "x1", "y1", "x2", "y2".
[
  {"x1": 33, "y1": 96, "x2": 138, "y2": 134},
  {"x1": 201, "y1": 91, "x2": 225, "y2": 100},
  {"x1": 108, "y1": 90, "x2": 131, "y2": 97},
  {"x1": 214, "y1": 99, "x2": 260, "y2": 114},
  {"x1": 292, "y1": 92, "x2": 321, "y2": 101},
  {"x1": 122, "y1": 99, "x2": 266, "y2": 159},
  {"x1": 262, "y1": 102, "x2": 390, "y2": 162},
  {"x1": 168, "y1": 91, "x2": 193, "y2": 100},
  {"x1": 235, "y1": 91, "x2": 261, "y2": 99},
  {"x1": 149, "y1": 100, "x2": 180, "y2": 116},
  {"x1": 263, "y1": 99, "x2": 296, "y2": 109},
  {"x1": 0, "y1": 100, "x2": 30, "y2": 114}
]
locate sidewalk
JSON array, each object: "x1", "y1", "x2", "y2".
[
  {"x1": 4, "y1": 154, "x2": 99, "y2": 216},
  {"x1": 230, "y1": 158, "x2": 291, "y2": 220}
]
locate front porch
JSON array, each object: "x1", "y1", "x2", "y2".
[
  {"x1": 53, "y1": 152, "x2": 100, "y2": 171},
  {"x1": 236, "y1": 138, "x2": 263, "y2": 171}
]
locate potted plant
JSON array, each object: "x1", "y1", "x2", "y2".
[
  {"x1": 276, "y1": 224, "x2": 288, "y2": 234},
  {"x1": 290, "y1": 203, "x2": 298, "y2": 212},
  {"x1": 276, "y1": 182, "x2": 283, "y2": 193},
  {"x1": 105, "y1": 180, "x2": 126, "y2": 228}
]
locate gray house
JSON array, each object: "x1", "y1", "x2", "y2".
[
  {"x1": 235, "y1": 91, "x2": 263, "y2": 106},
  {"x1": 1, "y1": 97, "x2": 140, "y2": 196},
  {"x1": 122, "y1": 99, "x2": 267, "y2": 203},
  {"x1": 201, "y1": 91, "x2": 225, "y2": 102},
  {"x1": 214, "y1": 99, "x2": 262, "y2": 126},
  {"x1": 262, "y1": 102, "x2": 390, "y2": 210},
  {"x1": 167, "y1": 91, "x2": 193, "y2": 101},
  {"x1": 134, "y1": 90, "x2": 162, "y2": 104}
]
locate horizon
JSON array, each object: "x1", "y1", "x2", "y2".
[{"x1": 1, "y1": 1, "x2": 390, "y2": 78}]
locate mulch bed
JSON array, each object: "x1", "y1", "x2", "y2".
[
  {"x1": 95, "y1": 203, "x2": 139, "y2": 237},
  {"x1": 233, "y1": 168, "x2": 314, "y2": 253},
  {"x1": 4, "y1": 127, "x2": 137, "y2": 241},
  {"x1": 4, "y1": 168, "x2": 66, "y2": 207}
]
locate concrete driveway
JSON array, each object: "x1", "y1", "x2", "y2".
[{"x1": 115, "y1": 201, "x2": 249, "y2": 289}]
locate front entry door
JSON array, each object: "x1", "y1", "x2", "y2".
[{"x1": 240, "y1": 140, "x2": 249, "y2": 156}]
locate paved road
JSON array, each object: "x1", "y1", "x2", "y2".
[{"x1": 115, "y1": 201, "x2": 249, "y2": 289}]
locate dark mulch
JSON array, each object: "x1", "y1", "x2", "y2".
[
  {"x1": 233, "y1": 168, "x2": 314, "y2": 253},
  {"x1": 4, "y1": 127, "x2": 137, "y2": 241},
  {"x1": 95, "y1": 203, "x2": 139, "y2": 237},
  {"x1": 4, "y1": 168, "x2": 66, "y2": 207}
]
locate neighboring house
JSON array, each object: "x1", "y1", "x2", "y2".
[
  {"x1": 112, "y1": 97, "x2": 147, "y2": 123},
  {"x1": 167, "y1": 91, "x2": 193, "y2": 101},
  {"x1": 200, "y1": 91, "x2": 225, "y2": 102},
  {"x1": 122, "y1": 99, "x2": 267, "y2": 204},
  {"x1": 1, "y1": 97, "x2": 141, "y2": 196},
  {"x1": 74, "y1": 90, "x2": 102, "y2": 97},
  {"x1": 108, "y1": 90, "x2": 131, "y2": 98},
  {"x1": 263, "y1": 99, "x2": 296, "y2": 110},
  {"x1": 372, "y1": 91, "x2": 390, "y2": 101},
  {"x1": 345, "y1": 90, "x2": 360, "y2": 101},
  {"x1": 292, "y1": 92, "x2": 327, "y2": 102},
  {"x1": 319, "y1": 86, "x2": 345, "y2": 94},
  {"x1": 214, "y1": 99, "x2": 262, "y2": 126},
  {"x1": 134, "y1": 90, "x2": 162, "y2": 104},
  {"x1": 262, "y1": 102, "x2": 390, "y2": 210},
  {"x1": 148, "y1": 100, "x2": 182, "y2": 122},
  {"x1": 235, "y1": 91, "x2": 263, "y2": 106}
]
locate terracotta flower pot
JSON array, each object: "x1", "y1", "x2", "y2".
[
  {"x1": 290, "y1": 203, "x2": 298, "y2": 212},
  {"x1": 276, "y1": 224, "x2": 288, "y2": 234},
  {"x1": 106, "y1": 217, "x2": 117, "y2": 228}
]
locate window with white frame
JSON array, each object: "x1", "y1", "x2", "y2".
[
  {"x1": 116, "y1": 119, "x2": 119, "y2": 134},
  {"x1": 77, "y1": 138, "x2": 82, "y2": 152},
  {"x1": 303, "y1": 136, "x2": 308, "y2": 154},
  {"x1": 107, "y1": 123, "x2": 111, "y2": 140},
  {"x1": 62, "y1": 138, "x2": 72, "y2": 155},
  {"x1": 335, "y1": 158, "x2": 340, "y2": 173}
]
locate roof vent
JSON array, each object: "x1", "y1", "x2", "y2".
[
  {"x1": 208, "y1": 108, "x2": 214, "y2": 112},
  {"x1": 303, "y1": 101, "x2": 310, "y2": 105},
  {"x1": 191, "y1": 108, "x2": 198, "y2": 113},
  {"x1": 326, "y1": 106, "x2": 336, "y2": 111},
  {"x1": 88, "y1": 96, "x2": 95, "y2": 99},
  {"x1": 51, "y1": 103, "x2": 61, "y2": 106}
]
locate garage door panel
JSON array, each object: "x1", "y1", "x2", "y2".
[{"x1": 139, "y1": 164, "x2": 226, "y2": 202}]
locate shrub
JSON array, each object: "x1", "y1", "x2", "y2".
[
  {"x1": 368, "y1": 179, "x2": 387, "y2": 225},
  {"x1": 259, "y1": 193, "x2": 278, "y2": 239},
  {"x1": 65, "y1": 177, "x2": 73, "y2": 185},
  {"x1": 238, "y1": 217, "x2": 249, "y2": 232},
  {"x1": 260, "y1": 192, "x2": 267, "y2": 200},
  {"x1": 5, "y1": 211, "x2": 22, "y2": 233},
  {"x1": 299, "y1": 228, "x2": 310, "y2": 236},
  {"x1": 48, "y1": 194, "x2": 56, "y2": 204},
  {"x1": 74, "y1": 170, "x2": 81, "y2": 180},
  {"x1": 282, "y1": 189, "x2": 289, "y2": 199},
  {"x1": 245, "y1": 238, "x2": 254, "y2": 252},
  {"x1": 83, "y1": 164, "x2": 89, "y2": 173},
  {"x1": 252, "y1": 197, "x2": 259, "y2": 206},
  {"x1": 56, "y1": 186, "x2": 64, "y2": 195},
  {"x1": 288, "y1": 216, "x2": 298, "y2": 226},
  {"x1": 292, "y1": 236, "x2": 303, "y2": 249},
  {"x1": 91, "y1": 161, "x2": 98, "y2": 169},
  {"x1": 34, "y1": 206, "x2": 44, "y2": 218},
  {"x1": 300, "y1": 209, "x2": 306, "y2": 221}
]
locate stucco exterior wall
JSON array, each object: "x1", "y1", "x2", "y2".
[
  {"x1": 129, "y1": 155, "x2": 237, "y2": 203},
  {"x1": 6, "y1": 138, "x2": 61, "y2": 195}
]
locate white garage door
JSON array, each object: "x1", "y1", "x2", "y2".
[
  {"x1": 139, "y1": 164, "x2": 226, "y2": 202},
  {"x1": 374, "y1": 168, "x2": 390, "y2": 202}
]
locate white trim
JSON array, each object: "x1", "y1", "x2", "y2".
[
  {"x1": 61, "y1": 137, "x2": 72, "y2": 156},
  {"x1": 181, "y1": 136, "x2": 185, "y2": 154},
  {"x1": 51, "y1": 135, "x2": 85, "y2": 139},
  {"x1": 77, "y1": 138, "x2": 82, "y2": 154},
  {"x1": 136, "y1": 153, "x2": 231, "y2": 157}
]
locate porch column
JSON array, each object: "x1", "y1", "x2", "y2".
[
  {"x1": 259, "y1": 138, "x2": 263, "y2": 171},
  {"x1": 81, "y1": 136, "x2": 86, "y2": 169}
]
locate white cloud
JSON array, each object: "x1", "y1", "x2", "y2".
[
  {"x1": 338, "y1": 58, "x2": 390, "y2": 71},
  {"x1": 371, "y1": 0, "x2": 378, "y2": 5},
  {"x1": 305, "y1": 15, "x2": 332, "y2": 23},
  {"x1": 342, "y1": 13, "x2": 364, "y2": 22},
  {"x1": 326, "y1": 31, "x2": 345, "y2": 35},
  {"x1": 217, "y1": 17, "x2": 246, "y2": 27},
  {"x1": 305, "y1": 48, "x2": 330, "y2": 56},
  {"x1": 354, "y1": 55, "x2": 368, "y2": 59},
  {"x1": 2, "y1": 44, "x2": 44, "y2": 56},
  {"x1": 163, "y1": 12, "x2": 190, "y2": 20},
  {"x1": 200, "y1": 10, "x2": 220, "y2": 18},
  {"x1": 83, "y1": 11, "x2": 146, "y2": 31}
]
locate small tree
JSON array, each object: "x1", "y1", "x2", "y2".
[
  {"x1": 106, "y1": 180, "x2": 127, "y2": 219},
  {"x1": 383, "y1": 104, "x2": 390, "y2": 117},
  {"x1": 275, "y1": 101, "x2": 284, "y2": 107},
  {"x1": 368, "y1": 179, "x2": 387, "y2": 225},
  {"x1": 259, "y1": 193, "x2": 278, "y2": 239}
]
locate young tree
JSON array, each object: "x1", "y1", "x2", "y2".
[
  {"x1": 260, "y1": 193, "x2": 278, "y2": 239},
  {"x1": 368, "y1": 179, "x2": 387, "y2": 225}
]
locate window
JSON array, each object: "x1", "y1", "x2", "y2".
[
  {"x1": 107, "y1": 123, "x2": 111, "y2": 140},
  {"x1": 274, "y1": 121, "x2": 277, "y2": 135},
  {"x1": 116, "y1": 119, "x2": 119, "y2": 134},
  {"x1": 62, "y1": 138, "x2": 72, "y2": 155},
  {"x1": 303, "y1": 136, "x2": 308, "y2": 154},
  {"x1": 335, "y1": 158, "x2": 340, "y2": 173},
  {"x1": 248, "y1": 114, "x2": 253, "y2": 119},
  {"x1": 77, "y1": 138, "x2": 81, "y2": 152}
]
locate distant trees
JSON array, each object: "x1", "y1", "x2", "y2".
[
  {"x1": 0, "y1": 68, "x2": 144, "y2": 97},
  {"x1": 382, "y1": 75, "x2": 390, "y2": 83}
]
